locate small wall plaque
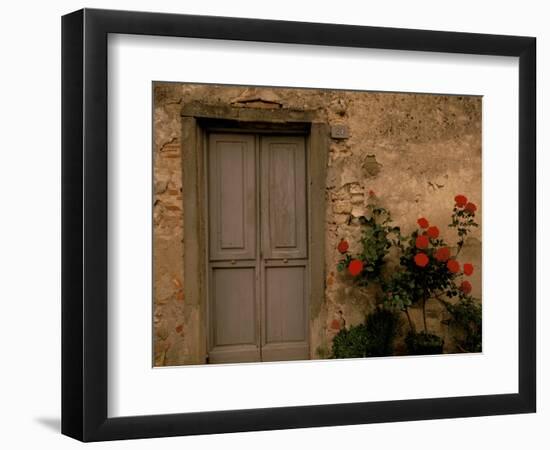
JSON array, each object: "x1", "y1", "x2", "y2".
[{"x1": 331, "y1": 124, "x2": 349, "y2": 139}]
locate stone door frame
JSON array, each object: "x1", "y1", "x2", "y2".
[{"x1": 181, "y1": 101, "x2": 329, "y2": 364}]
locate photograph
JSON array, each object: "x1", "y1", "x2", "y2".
[{"x1": 152, "y1": 82, "x2": 482, "y2": 366}]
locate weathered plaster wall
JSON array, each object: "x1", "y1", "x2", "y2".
[{"x1": 153, "y1": 82, "x2": 482, "y2": 366}]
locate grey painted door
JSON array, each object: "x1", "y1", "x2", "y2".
[{"x1": 207, "y1": 133, "x2": 309, "y2": 364}]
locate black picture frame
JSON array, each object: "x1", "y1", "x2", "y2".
[{"x1": 61, "y1": 8, "x2": 536, "y2": 442}]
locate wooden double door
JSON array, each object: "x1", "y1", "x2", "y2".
[{"x1": 207, "y1": 132, "x2": 309, "y2": 364}]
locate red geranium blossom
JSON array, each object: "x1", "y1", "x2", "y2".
[
  {"x1": 463, "y1": 263, "x2": 474, "y2": 276},
  {"x1": 447, "y1": 259, "x2": 460, "y2": 273},
  {"x1": 417, "y1": 217, "x2": 429, "y2": 228},
  {"x1": 435, "y1": 247, "x2": 451, "y2": 262},
  {"x1": 337, "y1": 239, "x2": 349, "y2": 254},
  {"x1": 415, "y1": 235, "x2": 429, "y2": 249},
  {"x1": 348, "y1": 259, "x2": 363, "y2": 276},
  {"x1": 427, "y1": 226, "x2": 440, "y2": 239},
  {"x1": 455, "y1": 194, "x2": 468, "y2": 207},
  {"x1": 465, "y1": 202, "x2": 477, "y2": 214},
  {"x1": 414, "y1": 253, "x2": 429, "y2": 267},
  {"x1": 460, "y1": 280, "x2": 472, "y2": 294}
]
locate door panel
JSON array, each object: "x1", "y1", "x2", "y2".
[
  {"x1": 264, "y1": 265, "x2": 307, "y2": 343},
  {"x1": 211, "y1": 267, "x2": 256, "y2": 347},
  {"x1": 207, "y1": 133, "x2": 259, "y2": 364},
  {"x1": 208, "y1": 264, "x2": 260, "y2": 363},
  {"x1": 260, "y1": 136, "x2": 309, "y2": 362},
  {"x1": 208, "y1": 134, "x2": 256, "y2": 261},
  {"x1": 261, "y1": 136, "x2": 307, "y2": 260}
]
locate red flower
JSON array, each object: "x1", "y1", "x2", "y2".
[
  {"x1": 337, "y1": 239, "x2": 349, "y2": 254},
  {"x1": 455, "y1": 194, "x2": 468, "y2": 207},
  {"x1": 463, "y1": 263, "x2": 474, "y2": 276},
  {"x1": 435, "y1": 247, "x2": 451, "y2": 262},
  {"x1": 460, "y1": 280, "x2": 472, "y2": 294},
  {"x1": 447, "y1": 259, "x2": 460, "y2": 273},
  {"x1": 465, "y1": 202, "x2": 477, "y2": 214},
  {"x1": 414, "y1": 253, "x2": 429, "y2": 267},
  {"x1": 427, "y1": 226, "x2": 440, "y2": 239},
  {"x1": 348, "y1": 259, "x2": 363, "y2": 276},
  {"x1": 368, "y1": 190, "x2": 376, "y2": 197},
  {"x1": 415, "y1": 235, "x2": 429, "y2": 249},
  {"x1": 417, "y1": 217, "x2": 429, "y2": 229}
]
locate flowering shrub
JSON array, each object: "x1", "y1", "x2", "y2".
[
  {"x1": 336, "y1": 194, "x2": 481, "y2": 355},
  {"x1": 336, "y1": 205, "x2": 400, "y2": 285}
]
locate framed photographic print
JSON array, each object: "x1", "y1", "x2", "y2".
[{"x1": 61, "y1": 8, "x2": 536, "y2": 442}]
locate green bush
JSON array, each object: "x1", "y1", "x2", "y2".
[
  {"x1": 405, "y1": 331, "x2": 444, "y2": 355},
  {"x1": 331, "y1": 308, "x2": 400, "y2": 359},
  {"x1": 445, "y1": 297, "x2": 482, "y2": 352},
  {"x1": 331, "y1": 324, "x2": 371, "y2": 359}
]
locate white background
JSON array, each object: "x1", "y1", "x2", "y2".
[
  {"x1": 109, "y1": 35, "x2": 518, "y2": 417},
  {"x1": 0, "y1": 0, "x2": 547, "y2": 448}
]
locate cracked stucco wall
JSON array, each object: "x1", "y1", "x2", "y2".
[{"x1": 153, "y1": 82, "x2": 482, "y2": 365}]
